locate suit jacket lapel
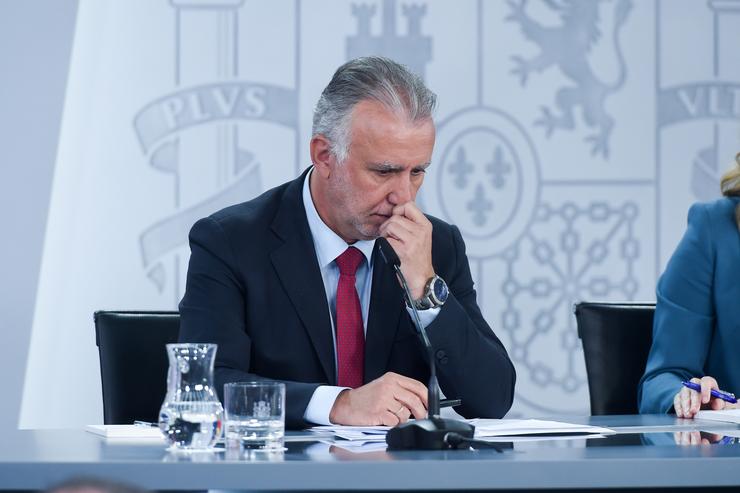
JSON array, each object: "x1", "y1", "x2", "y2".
[
  {"x1": 364, "y1": 244, "x2": 404, "y2": 382},
  {"x1": 270, "y1": 171, "x2": 335, "y2": 385}
]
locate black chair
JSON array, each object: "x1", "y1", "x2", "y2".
[
  {"x1": 94, "y1": 311, "x2": 180, "y2": 424},
  {"x1": 574, "y1": 302, "x2": 655, "y2": 415}
]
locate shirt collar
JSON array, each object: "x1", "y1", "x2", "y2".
[{"x1": 302, "y1": 168, "x2": 376, "y2": 269}]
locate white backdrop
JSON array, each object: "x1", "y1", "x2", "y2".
[{"x1": 19, "y1": 0, "x2": 740, "y2": 428}]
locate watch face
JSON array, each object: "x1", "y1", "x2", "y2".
[{"x1": 432, "y1": 277, "x2": 449, "y2": 303}]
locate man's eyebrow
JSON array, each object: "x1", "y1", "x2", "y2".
[
  {"x1": 369, "y1": 161, "x2": 431, "y2": 171},
  {"x1": 369, "y1": 162, "x2": 404, "y2": 171}
]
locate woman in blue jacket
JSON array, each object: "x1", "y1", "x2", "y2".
[{"x1": 639, "y1": 157, "x2": 740, "y2": 417}]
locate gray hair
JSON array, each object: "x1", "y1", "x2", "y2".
[{"x1": 312, "y1": 56, "x2": 437, "y2": 163}]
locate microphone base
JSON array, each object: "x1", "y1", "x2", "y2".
[{"x1": 385, "y1": 417, "x2": 475, "y2": 450}]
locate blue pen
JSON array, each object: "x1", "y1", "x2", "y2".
[{"x1": 681, "y1": 381, "x2": 738, "y2": 404}]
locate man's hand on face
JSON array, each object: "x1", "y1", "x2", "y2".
[
  {"x1": 378, "y1": 202, "x2": 435, "y2": 300},
  {"x1": 328, "y1": 372, "x2": 428, "y2": 426}
]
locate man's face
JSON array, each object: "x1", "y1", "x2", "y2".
[{"x1": 323, "y1": 100, "x2": 435, "y2": 242}]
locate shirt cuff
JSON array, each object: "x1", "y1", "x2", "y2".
[
  {"x1": 303, "y1": 385, "x2": 349, "y2": 425},
  {"x1": 405, "y1": 305, "x2": 441, "y2": 329}
]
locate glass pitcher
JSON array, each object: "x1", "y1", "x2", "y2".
[{"x1": 158, "y1": 343, "x2": 223, "y2": 450}]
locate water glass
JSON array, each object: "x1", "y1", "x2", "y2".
[{"x1": 224, "y1": 382, "x2": 285, "y2": 450}]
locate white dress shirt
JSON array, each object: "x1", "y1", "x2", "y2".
[{"x1": 301, "y1": 169, "x2": 439, "y2": 424}]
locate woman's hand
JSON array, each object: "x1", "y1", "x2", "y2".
[{"x1": 673, "y1": 376, "x2": 737, "y2": 418}]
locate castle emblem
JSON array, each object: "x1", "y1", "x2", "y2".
[{"x1": 347, "y1": 0, "x2": 431, "y2": 79}]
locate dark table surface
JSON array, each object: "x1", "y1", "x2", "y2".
[{"x1": 3, "y1": 414, "x2": 740, "y2": 491}]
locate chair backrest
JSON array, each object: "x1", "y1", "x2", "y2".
[
  {"x1": 94, "y1": 311, "x2": 180, "y2": 424},
  {"x1": 574, "y1": 302, "x2": 655, "y2": 415}
]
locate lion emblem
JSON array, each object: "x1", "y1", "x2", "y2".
[{"x1": 507, "y1": 0, "x2": 633, "y2": 158}]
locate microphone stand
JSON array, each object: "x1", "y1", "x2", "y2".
[{"x1": 377, "y1": 238, "x2": 475, "y2": 450}]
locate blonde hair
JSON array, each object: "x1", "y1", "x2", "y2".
[{"x1": 720, "y1": 152, "x2": 740, "y2": 229}]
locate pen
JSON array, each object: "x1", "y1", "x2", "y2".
[{"x1": 681, "y1": 381, "x2": 738, "y2": 404}]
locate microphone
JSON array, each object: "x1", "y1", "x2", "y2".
[
  {"x1": 376, "y1": 237, "x2": 475, "y2": 450},
  {"x1": 377, "y1": 236, "x2": 401, "y2": 267}
]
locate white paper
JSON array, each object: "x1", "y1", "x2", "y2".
[
  {"x1": 695, "y1": 409, "x2": 740, "y2": 424},
  {"x1": 308, "y1": 419, "x2": 614, "y2": 441},
  {"x1": 477, "y1": 433, "x2": 606, "y2": 443},
  {"x1": 309, "y1": 425, "x2": 389, "y2": 442},
  {"x1": 320, "y1": 440, "x2": 389, "y2": 453},
  {"x1": 470, "y1": 419, "x2": 615, "y2": 437},
  {"x1": 310, "y1": 425, "x2": 390, "y2": 433},
  {"x1": 333, "y1": 432, "x2": 387, "y2": 441},
  {"x1": 85, "y1": 424, "x2": 164, "y2": 440}
]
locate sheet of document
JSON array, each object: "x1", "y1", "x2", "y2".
[
  {"x1": 470, "y1": 419, "x2": 614, "y2": 437},
  {"x1": 320, "y1": 440, "x2": 389, "y2": 452},
  {"x1": 309, "y1": 419, "x2": 614, "y2": 441},
  {"x1": 85, "y1": 424, "x2": 164, "y2": 440},
  {"x1": 695, "y1": 409, "x2": 740, "y2": 424},
  {"x1": 477, "y1": 433, "x2": 605, "y2": 442},
  {"x1": 309, "y1": 425, "x2": 389, "y2": 441}
]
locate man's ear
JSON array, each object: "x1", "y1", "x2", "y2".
[{"x1": 310, "y1": 134, "x2": 334, "y2": 179}]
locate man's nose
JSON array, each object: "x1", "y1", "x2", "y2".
[{"x1": 388, "y1": 174, "x2": 413, "y2": 205}]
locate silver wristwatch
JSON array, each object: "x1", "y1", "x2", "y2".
[{"x1": 412, "y1": 275, "x2": 449, "y2": 310}]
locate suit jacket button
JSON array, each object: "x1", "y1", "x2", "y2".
[
  {"x1": 435, "y1": 349, "x2": 446, "y2": 359},
  {"x1": 439, "y1": 357, "x2": 449, "y2": 365}
]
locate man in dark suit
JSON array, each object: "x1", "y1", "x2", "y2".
[{"x1": 179, "y1": 57, "x2": 515, "y2": 429}]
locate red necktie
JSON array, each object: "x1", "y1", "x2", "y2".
[{"x1": 335, "y1": 247, "x2": 365, "y2": 388}]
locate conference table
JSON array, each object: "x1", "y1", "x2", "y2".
[{"x1": 2, "y1": 414, "x2": 740, "y2": 492}]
